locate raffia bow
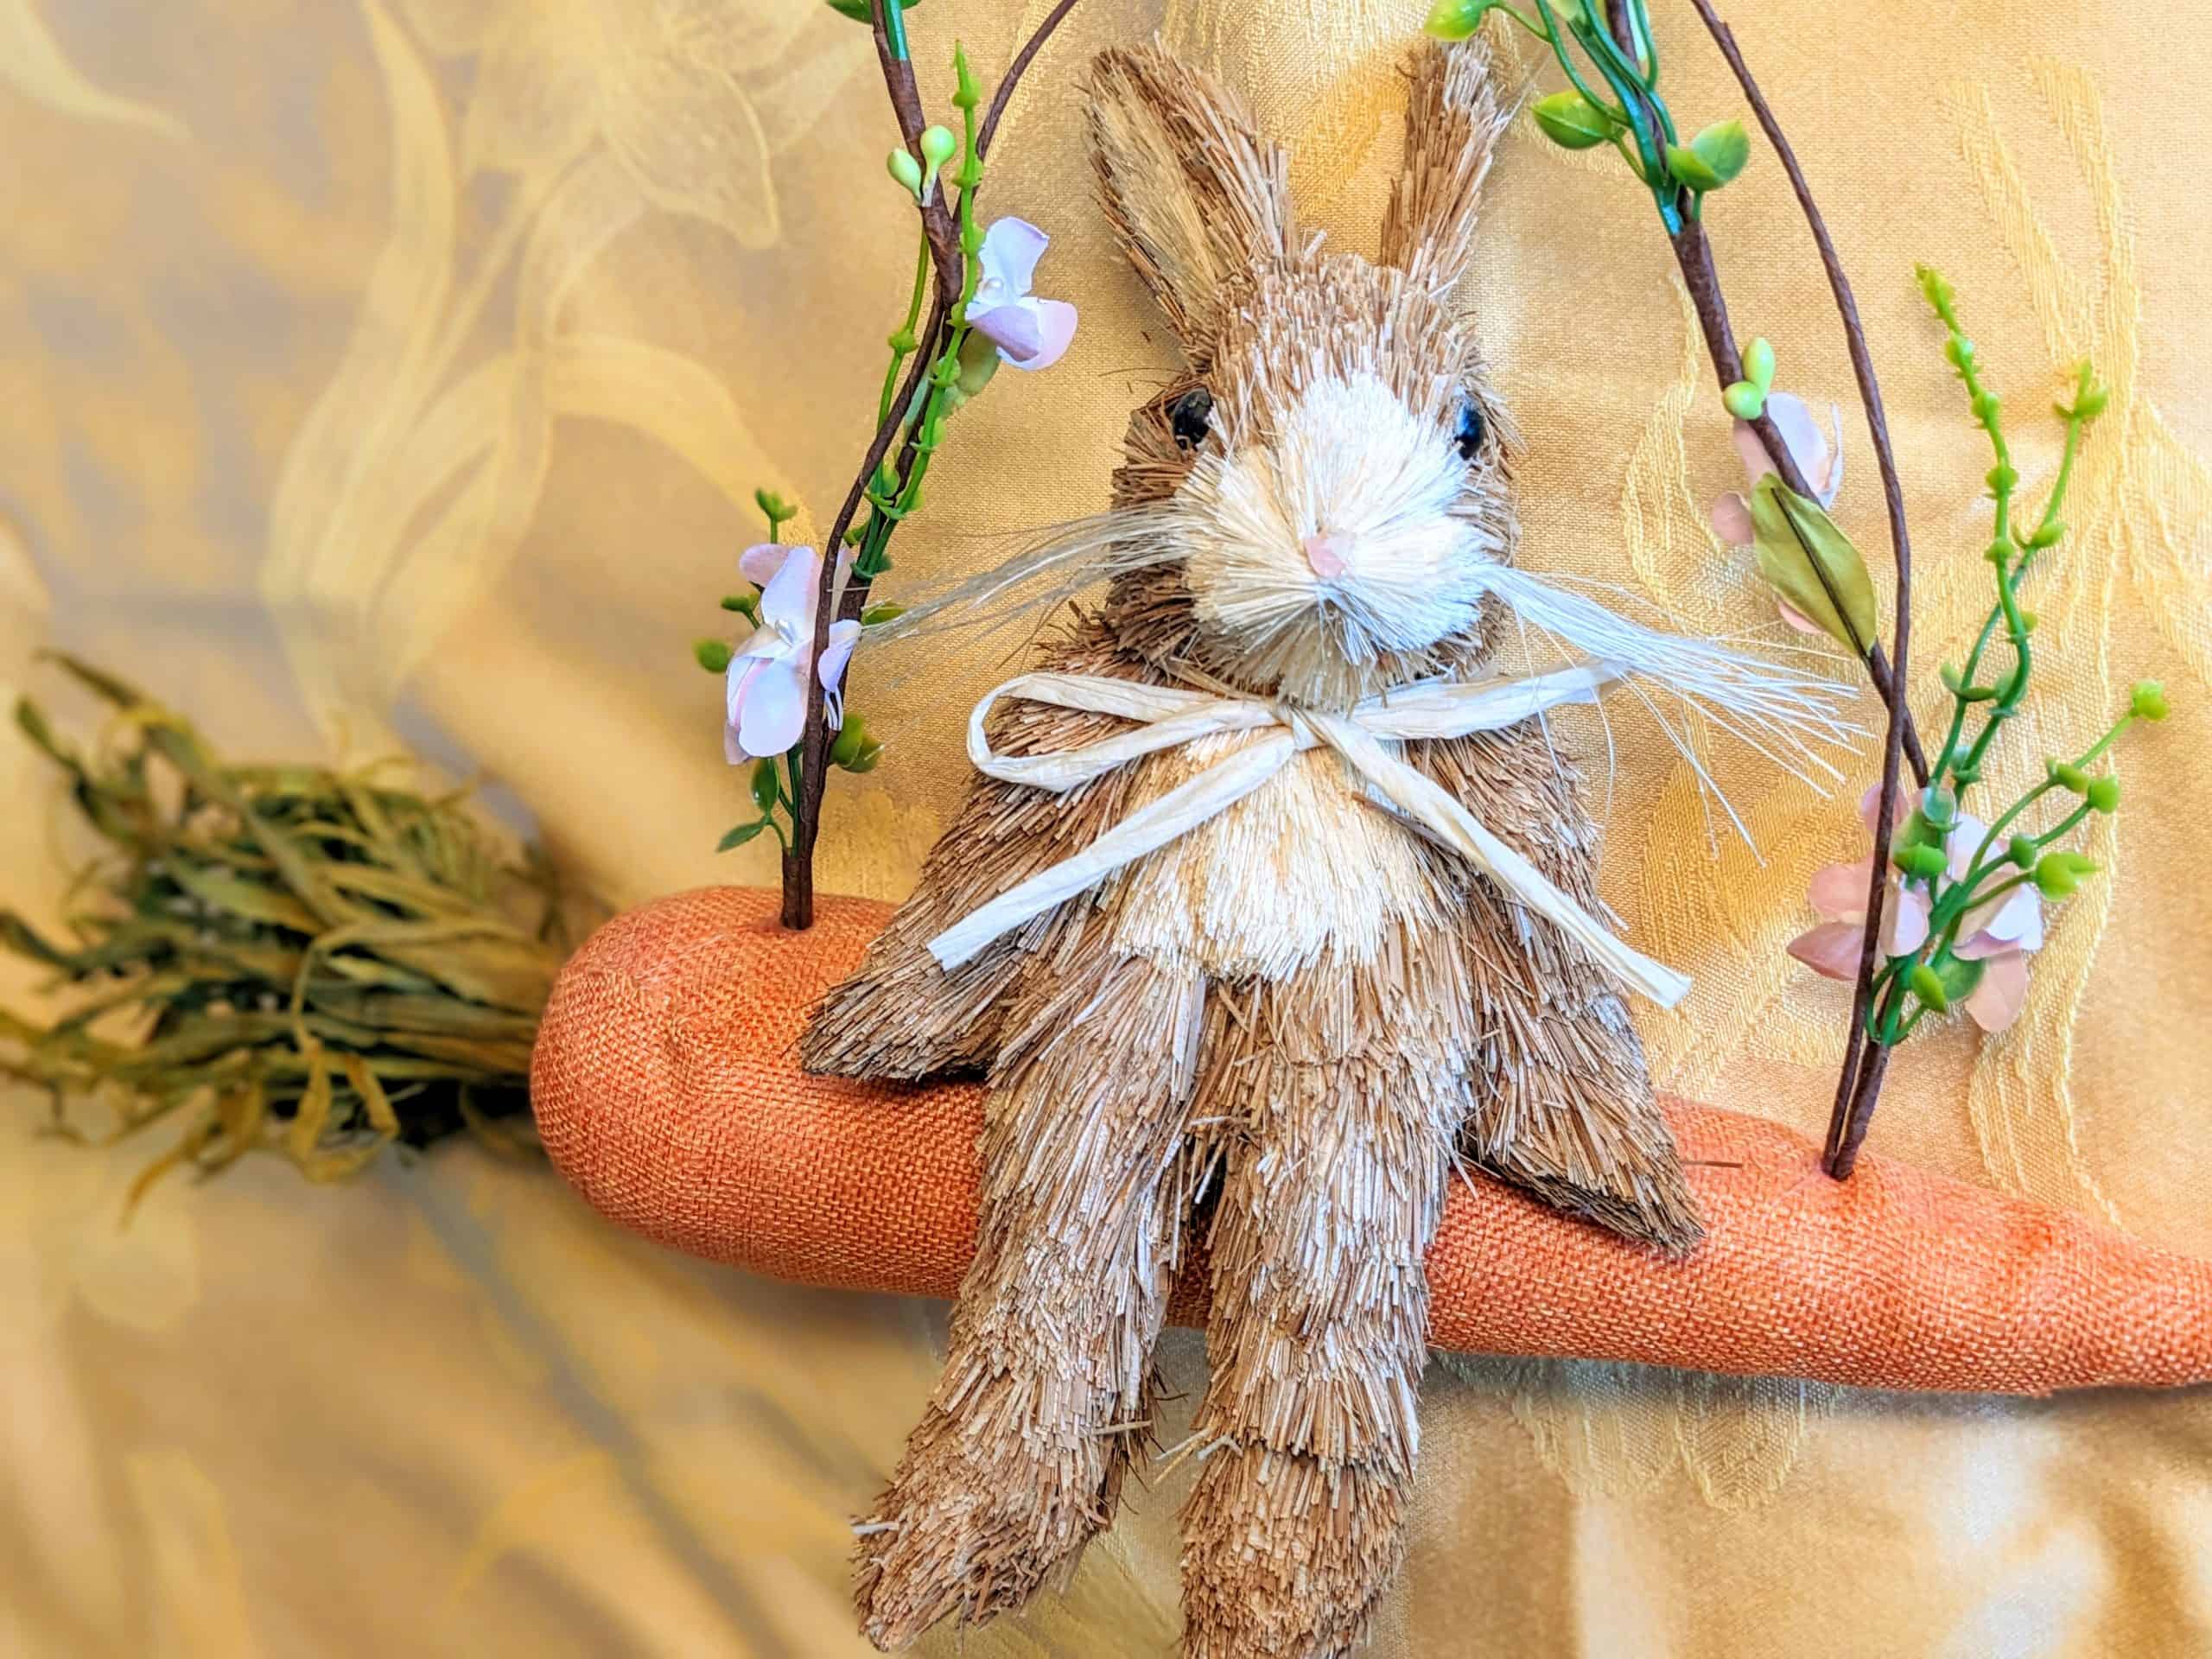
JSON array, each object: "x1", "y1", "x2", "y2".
[{"x1": 924, "y1": 663, "x2": 1693, "y2": 1006}]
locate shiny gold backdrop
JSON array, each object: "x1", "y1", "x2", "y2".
[{"x1": 4, "y1": 1, "x2": 2212, "y2": 1654}]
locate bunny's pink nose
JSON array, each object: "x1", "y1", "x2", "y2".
[{"x1": 1302, "y1": 532, "x2": 1351, "y2": 580}]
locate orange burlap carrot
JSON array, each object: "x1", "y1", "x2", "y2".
[{"x1": 532, "y1": 887, "x2": 2212, "y2": 1395}]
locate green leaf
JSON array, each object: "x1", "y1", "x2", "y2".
[
  {"x1": 1689, "y1": 119, "x2": 1743, "y2": 188},
  {"x1": 749, "y1": 758, "x2": 779, "y2": 813},
  {"x1": 1531, "y1": 91, "x2": 1614, "y2": 150},
  {"x1": 1666, "y1": 145, "x2": 1718, "y2": 190},
  {"x1": 717, "y1": 820, "x2": 767, "y2": 852},
  {"x1": 860, "y1": 601, "x2": 906, "y2": 626},
  {"x1": 1936, "y1": 955, "x2": 1986, "y2": 1005},
  {"x1": 1747, "y1": 474, "x2": 1879, "y2": 653},
  {"x1": 1669, "y1": 120, "x2": 1750, "y2": 190},
  {"x1": 830, "y1": 714, "x2": 871, "y2": 770},
  {"x1": 1423, "y1": 0, "x2": 1497, "y2": 40}
]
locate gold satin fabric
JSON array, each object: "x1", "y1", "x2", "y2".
[{"x1": 4, "y1": 1, "x2": 2210, "y2": 1653}]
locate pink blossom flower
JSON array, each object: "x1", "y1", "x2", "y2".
[
  {"x1": 966, "y1": 218, "x2": 1077, "y2": 372},
  {"x1": 724, "y1": 543, "x2": 860, "y2": 761},
  {"x1": 1709, "y1": 392, "x2": 1846, "y2": 635},
  {"x1": 1786, "y1": 784, "x2": 2044, "y2": 1032}
]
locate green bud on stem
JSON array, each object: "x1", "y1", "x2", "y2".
[
  {"x1": 886, "y1": 148, "x2": 924, "y2": 200},
  {"x1": 918, "y1": 124, "x2": 957, "y2": 200},
  {"x1": 1743, "y1": 336, "x2": 1775, "y2": 392},
  {"x1": 1908, "y1": 963, "x2": 1950, "y2": 1014},
  {"x1": 1893, "y1": 842, "x2": 1948, "y2": 880},
  {"x1": 2034, "y1": 850, "x2": 2098, "y2": 899},
  {"x1": 1723, "y1": 380, "x2": 1766, "y2": 421}
]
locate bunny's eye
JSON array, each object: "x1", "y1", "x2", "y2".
[
  {"x1": 1168, "y1": 387, "x2": 1214, "y2": 450},
  {"x1": 1453, "y1": 397, "x2": 1488, "y2": 462}
]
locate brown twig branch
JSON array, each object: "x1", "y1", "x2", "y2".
[
  {"x1": 1662, "y1": 197, "x2": 1923, "y2": 788},
  {"x1": 1827, "y1": 976, "x2": 1901, "y2": 1177},
  {"x1": 1605, "y1": 0, "x2": 1916, "y2": 1173},
  {"x1": 784, "y1": 290, "x2": 952, "y2": 927},
  {"x1": 1598, "y1": 0, "x2": 1914, "y2": 771},
  {"x1": 981, "y1": 0, "x2": 1081, "y2": 153},
  {"x1": 1679, "y1": 0, "x2": 1917, "y2": 1177},
  {"x1": 780, "y1": 0, "x2": 1084, "y2": 929},
  {"x1": 779, "y1": 327, "x2": 933, "y2": 927},
  {"x1": 871, "y1": 3, "x2": 962, "y2": 300}
]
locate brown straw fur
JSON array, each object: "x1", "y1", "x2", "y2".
[{"x1": 804, "y1": 38, "x2": 1696, "y2": 1657}]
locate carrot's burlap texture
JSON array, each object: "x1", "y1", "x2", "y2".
[{"x1": 533, "y1": 887, "x2": 2212, "y2": 1396}]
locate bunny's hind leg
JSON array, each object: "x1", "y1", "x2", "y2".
[
  {"x1": 855, "y1": 949, "x2": 1206, "y2": 1649},
  {"x1": 1178, "y1": 1022, "x2": 1461, "y2": 1659}
]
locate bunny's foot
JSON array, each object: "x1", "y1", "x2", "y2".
[
  {"x1": 855, "y1": 953, "x2": 1205, "y2": 1648},
  {"x1": 1179, "y1": 1441, "x2": 1404, "y2": 1659},
  {"x1": 1174, "y1": 1045, "x2": 1454, "y2": 1658},
  {"x1": 853, "y1": 1397, "x2": 1135, "y2": 1649}
]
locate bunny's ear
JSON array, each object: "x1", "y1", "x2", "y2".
[
  {"x1": 1381, "y1": 38, "x2": 1510, "y2": 300},
  {"x1": 1086, "y1": 45, "x2": 1294, "y2": 357}
]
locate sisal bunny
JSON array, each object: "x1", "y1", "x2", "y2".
[{"x1": 805, "y1": 37, "x2": 1756, "y2": 1658}]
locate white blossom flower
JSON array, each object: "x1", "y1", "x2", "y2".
[
  {"x1": 1788, "y1": 785, "x2": 2044, "y2": 1032},
  {"x1": 965, "y1": 218, "x2": 1077, "y2": 372},
  {"x1": 723, "y1": 543, "x2": 859, "y2": 760}
]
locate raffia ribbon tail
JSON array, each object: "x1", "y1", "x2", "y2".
[{"x1": 1319, "y1": 716, "x2": 1692, "y2": 1009}]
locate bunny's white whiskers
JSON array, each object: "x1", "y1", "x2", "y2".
[{"x1": 874, "y1": 507, "x2": 1185, "y2": 642}]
